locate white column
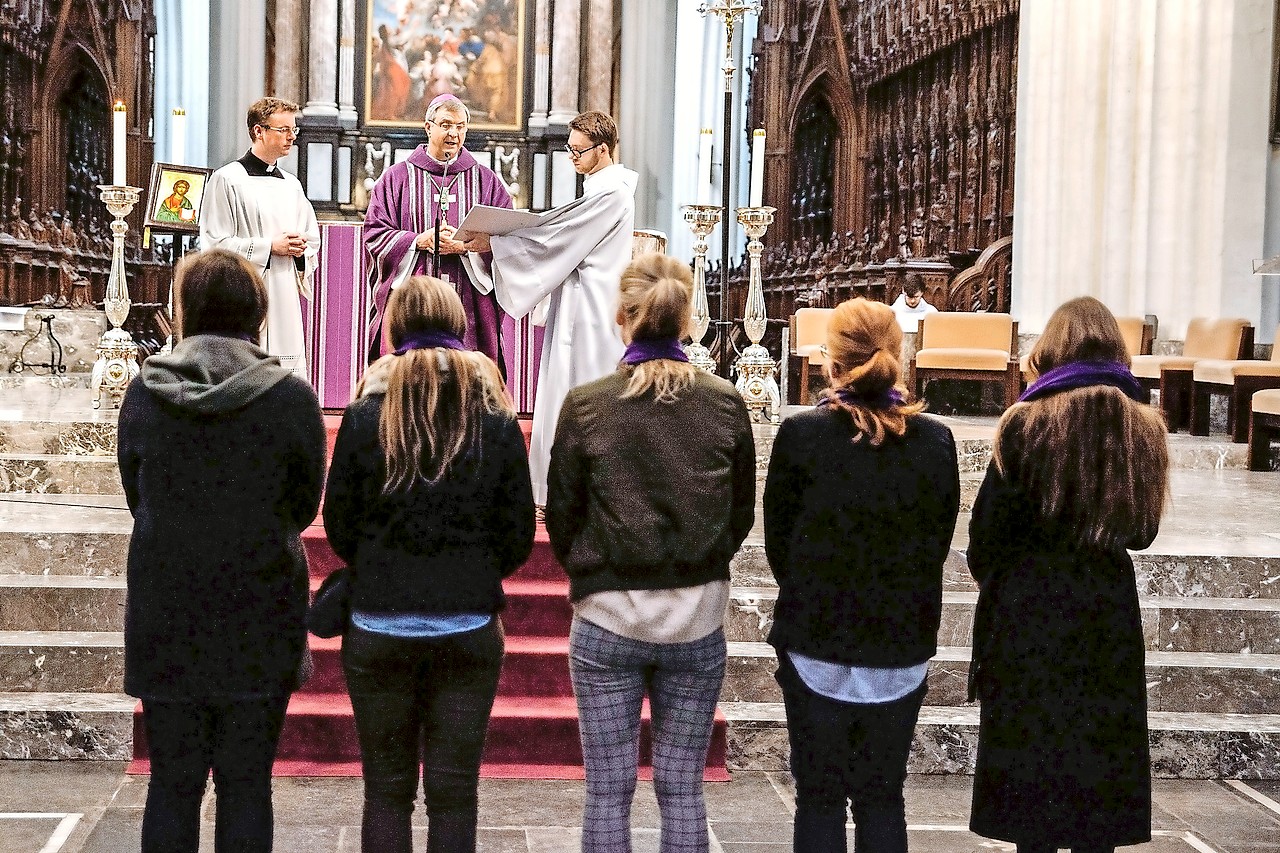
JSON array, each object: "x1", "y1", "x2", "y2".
[
  {"x1": 548, "y1": 0, "x2": 581, "y2": 126},
  {"x1": 619, "y1": 0, "x2": 678, "y2": 238},
  {"x1": 528, "y1": 0, "x2": 551, "y2": 129},
  {"x1": 272, "y1": 0, "x2": 304, "y2": 103},
  {"x1": 339, "y1": 0, "x2": 358, "y2": 124},
  {"x1": 304, "y1": 0, "x2": 340, "y2": 118},
  {"x1": 208, "y1": 0, "x2": 265, "y2": 166},
  {"x1": 1012, "y1": 0, "x2": 1274, "y2": 339}
]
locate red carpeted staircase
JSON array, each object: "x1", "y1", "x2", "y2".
[{"x1": 130, "y1": 416, "x2": 729, "y2": 780}]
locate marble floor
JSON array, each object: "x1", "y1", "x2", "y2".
[{"x1": 1, "y1": 763, "x2": 1279, "y2": 853}]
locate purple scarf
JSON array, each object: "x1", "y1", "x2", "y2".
[
  {"x1": 393, "y1": 329, "x2": 467, "y2": 355},
  {"x1": 622, "y1": 338, "x2": 690, "y2": 365},
  {"x1": 820, "y1": 385, "x2": 907, "y2": 410},
  {"x1": 1020, "y1": 360, "x2": 1144, "y2": 403}
]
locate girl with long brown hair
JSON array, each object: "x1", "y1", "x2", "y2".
[
  {"x1": 967, "y1": 296, "x2": 1170, "y2": 853},
  {"x1": 764, "y1": 297, "x2": 960, "y2": 853},
  {"x1": 546, "y1": 252, "x2": 756, "y2": 853},
  {"x1": 323, "y1": 275, "x2": 535, "y2": 853}
]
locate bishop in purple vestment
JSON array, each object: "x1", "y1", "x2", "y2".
[{"x1": 363, "y1": 94, "x2": 513, "y2": 366}]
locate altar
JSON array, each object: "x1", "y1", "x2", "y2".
[{"x1": 301, "y1": 221, "x2": 544, "y2": 412}]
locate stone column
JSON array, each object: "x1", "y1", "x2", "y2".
[
  {"x1": 1012, "y1": 0, "x2": 1274, "y2": 338},
  {"x1": 271, "y1": 0, "x2": 305, "y2": 103},
  {"x1": 618, "y1": 0, "x2": 678, "y2": 239},
  {"x1": 208, "y1": 0, "x2": 266, "y2": 166},
  {"x1": 304, "y1": 0, "x2": 340, "y2": 117},
  {"x1": 583, "y1": 0, "x2": 614, "y2": 113},
  {"x1": 547, "y1": 0, "x2": 581, "y2": 126},
  {"x1": 528, "y1": 0, "x2": 552, "y2": 129},
  {"x1": 338, "y1": 0, "x2": 358, "y2": 124}
]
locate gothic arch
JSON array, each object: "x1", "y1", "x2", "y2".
[{"x1": 786, "y1": 69, "x2": 862, "y2": 246}]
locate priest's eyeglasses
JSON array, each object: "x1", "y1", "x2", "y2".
[
  {"x1": 565, "y1": 141, "x2": 604, "y2": 159},
  {"x1": 260, "y1": 125, "x2": 301, "y2": 138},
  {"x1": 429, "y1": 120, "x2": 468, "y2": 134}
]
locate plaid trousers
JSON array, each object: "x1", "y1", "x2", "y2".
[{"x1": 569, "y1": 617, "x2": 726, "y2": 853}]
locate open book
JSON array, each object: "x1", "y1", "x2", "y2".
[{"x1": 453, "y1": 205, "x2": 546, "y2": 240}]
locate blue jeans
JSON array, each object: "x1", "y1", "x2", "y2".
[
  {"x1": 342, "y1": 620, "x2": 504, "y2": 853},
  {"x1": 140, "y1": 695, "x2": 290, "y2": 853},
  {"x1": 569, "y1": 617, "x2": 726, "y2": 853},
  {"x1": 777, "y1": 653, "x2": 927, "y2": 853}
]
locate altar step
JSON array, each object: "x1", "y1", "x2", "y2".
[{"x1": 10, "y1": 630, "x2": 1280, "y2": 717}]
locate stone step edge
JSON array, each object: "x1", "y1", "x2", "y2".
[
  {"x1": 721, "y1": 701, "x2": 1280, "y2": 733},
  {"x1": 6, "y1": 634, "x2": 1280, "y2": 673},
  {"x1": 4, "y1": 694, "x2": 1280, "y2": 736},
  {"x1": 0, "y1": 453, "x2": 119, "y2": 463}
]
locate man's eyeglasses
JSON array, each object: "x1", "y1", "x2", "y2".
[
  {"x1": 260, "y1": 125, "x2": 300, "y2": 138},
  {"x1": 565, "y1": 141, "x2": 604, "y2": 159},
  {"x1": 429, "y1": 120, "x2": 468, "y2": 134}
]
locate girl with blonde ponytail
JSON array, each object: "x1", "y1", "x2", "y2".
[
  {"x1": 764, "y1": 297, "x2": 960, "y2": 853},
  {"x1": 546, "y1": 252, "x2": 756, "y2": 853},
  {"x1": 324, "y1": 275, "x2": 535, "y2": 853}
]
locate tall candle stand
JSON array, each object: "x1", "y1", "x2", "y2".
[
  {"x1": 733, "y1": 206, "x2": 779, "y2": 422},
  {"x1": 681, "y1": 204, "x2": 721, "y2": 373},
  {"x1": 91, "y1": 185, "x2": 142, "y2": 409}
]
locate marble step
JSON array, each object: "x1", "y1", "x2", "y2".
[
  {"x1": 4, "y1": 689, "x2": 1280, "y2": 780},
  {"x1": 11, "y1": 629, "x2": 1280, "y2": 716},
  {"x1": 720, "y1": 642, "x2": 1280, "y2": 715},
  {"x1": 722, "y1": 702, "x2": 1280, "y2": 779},
  {"x1": 0, "y1": 453, "x2": 123, "y2": 494}
]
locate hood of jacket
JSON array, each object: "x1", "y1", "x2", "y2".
[{"x1": 140, "y1": 334, "x2": 294, "y2": 414}]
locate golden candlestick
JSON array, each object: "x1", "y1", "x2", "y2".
[
  {"x1": 681, "y1": 204, "x2": 722, "y2": 373},
  {"x1": 91, "y1": 184, "x2": 142, "y2": 409},
  {"x1": 733, "y1": 206, "x2": 779, "y2": 422}
]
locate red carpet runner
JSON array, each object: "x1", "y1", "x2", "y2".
[{"x1": 130, "y1": 416, "x2": 729, "y2": 780}]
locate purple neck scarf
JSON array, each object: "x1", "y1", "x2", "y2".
[
  {"x1": 622, "y1": 338, "x2": 690, "y2": 365},
  {"x1": 1020, "y1": 360, "x2": 1144, "y2": 403},
  {"x1": 393, "y1": 329, "x2": 467, "y2": 355},
  {"x1": 820, "y1": 385, "x2": 907, "y2": 410}
]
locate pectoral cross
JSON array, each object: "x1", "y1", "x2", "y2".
[{"x1": 434, "y1": 188, "x2": 457, "y2": 211}]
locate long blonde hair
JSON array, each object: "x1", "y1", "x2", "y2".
[
  {"x1": 617, "y1": 252, "x2": 699, "y2": 403},
  {"x1": 995, "y1": 297, "x2": 1169, "y2": 550},
  {"x1": 373, "y1": 276, "x2": 513, "y2": 491},
  {"x1": 820, "y1": 297, "x2": 925, "y2": 446}
]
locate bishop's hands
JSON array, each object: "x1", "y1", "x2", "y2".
[
  {"x1": 461, "y1": 234, "x2": 491, "y2": 254},
  {"x1": 416, "y1": 225, "x2": 468, "y2": 255},
  {"x1": 272, "y1": 232, "x2": 309, "y2": 257}
]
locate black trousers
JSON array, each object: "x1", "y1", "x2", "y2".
[
  {"x1": 140, "y1": 695, "x2": 290, "y2": 853},
  {"x1": 777, "y1": 654, "x2": 927, "y2": 853},
  {"x1": 342, "y1": 619, "x2": 504, "y2": 853}
]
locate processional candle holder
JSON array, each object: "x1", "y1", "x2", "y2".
[
  {"x1": 681, "y1": 204, "x2": 722, "y2": 374},
  {"x1": 91, "y1": 185, "x2": 143, "y2": 409},
  {"x1": 733, "y1": 205, "x2": 780, "y2": 423}
]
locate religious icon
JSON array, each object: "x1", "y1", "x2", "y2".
[
  {"x1": 144, "y1": 163, "x2": 213, "y2": 234},
  {"x1": 364, "y1": 0, "x2": 527, "y2": 131}
]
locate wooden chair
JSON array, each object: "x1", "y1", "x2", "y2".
[
  {"x1": 1130, "y1": 318, "x2": 1253, "y2": 432},
  {"x1": 1192, "y1": 326, "x2": 1280, "y2": 441},
  {"x1": 788, "y1": 307, "x2": 834, "y2": 404},
  {"x1": 913, "y1": 312, "x2": 1020, "y2": 410},
  {"x1": 1248, "y1": 388, "x2": 1280, "y2": 471}
]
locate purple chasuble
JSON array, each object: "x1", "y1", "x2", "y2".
[{"x1": 363, "y1": 145, "x2": 513, "y2": 365}]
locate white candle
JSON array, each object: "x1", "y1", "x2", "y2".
[
  {"x1": 112, "y1": 101, "x2": 127, "y2": 186},
  {"x1": 697, "y1": 128, "x2": 713, "y2": 205},
  {"x1": 749, "y1": 128, "x2": 766, "y2": 208},
  {"x1": 170, "y1": 108, "x2": 187, "y2": 164}
]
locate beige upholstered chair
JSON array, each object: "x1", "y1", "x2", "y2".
[
  {"x1": 913, "y1": 312, "x2": 1020, "y2": 410},
  {"x1": 788, "y1": 307, "x2": 834, "y2": 405},
  {"x1": 1248, "y1": 388, "x2": 1280, "y2": 471},
  {"x1": 1130, "y1": 318, "x2": 1253, "y2": 431},
  {"x1": 1191, "y1": 326, "x2": 1280, "y2": 441}
]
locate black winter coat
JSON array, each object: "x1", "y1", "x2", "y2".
[
  {"x1": 118, "y1": 339, "x2": 326, "y2": 700},
  {"x1": 967, "y1": 462, "x2": 1155, "y2": 848},
  {"x1": 763, "y1": 407, "x2": 959, "y2": 667},
  {"x1": 322, "y1": 394, "x2": 535, "y2": 614}
]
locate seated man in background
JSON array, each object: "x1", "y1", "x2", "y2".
[{"x1": 890, "y1": 273, "x2": 938, "y2": 333}]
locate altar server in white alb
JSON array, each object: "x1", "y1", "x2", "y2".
[
  {"x1": 200, "y1": 97, "x2": 320, "y2": 379},
  {"x1": 464, "y1": 110, "x2": 635, "y2": 508}
]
